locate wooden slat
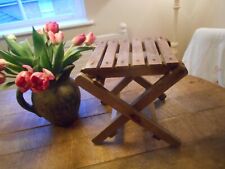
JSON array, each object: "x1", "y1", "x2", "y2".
[
  {"x1": 144, "y1": 38, "x2": 162, "y2": 65},
  {"x1": 156, "y1": 38, "x2": 179, "y2": 65},
  {"x1": 85, "y1": 41, "x2": 107, "y2": 69},
  {"x1": 81, "y1": 64, "x2": 170, "y2": 78},
  {"x1": 132, "y1": 39, "x2": 146, "y2": 66},
  {"x1": 100, "y1": 41, "x2": 118, "y2": 68},
  {"x1": 116, "y1": 40, "x2": 130, "y2": 67}
]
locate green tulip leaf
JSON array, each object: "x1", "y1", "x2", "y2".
[
  {"x1": 4, "y1": 67, "x2": 18, "y2": 75},
  {"x1": 19, "y1": 40, "x2": 34, "y2": 58},
  {"x1": 0, "y1": 50, "x2": 33, "y2": 66},
  {"x1": 32, "y1": 27, "x2": 52, "y2": 70},
  {"x1": 3, "y1": 36, "x2": 33, "y2": 59},
  {"x1": 63, "y1": 46, "x2": 94, "y2": 67},
  {"x1": 33, "y1": 57, "x2": 41, "y2": 72},
  {"x1": 7, "y1": 64, "x2": 24, "y2": 73},
  {"x1": 10, "y1": 51, "x2": 33, "y2": 65},
  {"x1": 0, "y1": 50, "x2": 22, "y2": 66},
  {"x1": 0, "y1": 81, "x2": 15, "y2": 90},
  {"x1": 63, "y1": 53, "x2": 81, "y2": 68},
  {"x1": 52, "y1": 43, "x2": 64, "y2": 74},
  {"x1": 46, "y1": 44, "x2": 54, "y2": 63},
  {"x1": 56, "y1": 64, "x2": 75, "y2": 82}
]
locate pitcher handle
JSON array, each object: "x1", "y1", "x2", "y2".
[{"x1": 16, "y1": 89, "x2": 40, "y2": 117}]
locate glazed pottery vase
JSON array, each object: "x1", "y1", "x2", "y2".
[{"x1": 16, "y1": 78, "x2": 80, "y2": 127}]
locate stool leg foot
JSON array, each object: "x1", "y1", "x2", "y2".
[
  {"x1": 92, "y1": 115, "x2": 128, "y2": 144},
  {"x1": 101, "y1": 101, "x2": 107, "y2": 105},
  {"x1": 158, "y1": 93, "x2": 167, "y2": 101},
  {"x1": 92, "y1": 131, "x2": 118, "y2": 144},
  {"x1": 92, "y1": 138, "x2": 103, "y2": 145},
  {"x1": 109, "y1": 131, "x2": 117, "y2": 138},
  {"x1": 153, "y1": 134, "x2": 161, "y2": 140}
]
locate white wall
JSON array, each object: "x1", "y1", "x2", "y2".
[
  {"x1": 178, "y1": 0, "x2": 225, "y2": 57},
  {"x1": 1, "y1": 0, "x2": 225, "y2": 58}
]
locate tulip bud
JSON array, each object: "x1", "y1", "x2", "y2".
[
  {"x1": 30, "y1": 72, "x2": 48, "y2": 93},
  {"x1": 0, "y1": 59, "x2": 7, "y2": 71},
  {"x1": 55, "y1": 31, "x2": 64, "y2": 44},
  {"x1": 48, "y1": 31, "x2": 57, "y2": 44},
  {"x1": 15, "y1": 71, "x2": 31, "y2": 92},
  {"x1": 7, "y1": 34, "x2": 16, "y2": 41},
  {"x1": 0, "y1": 72, "x2": 6, "y2": 84},
  {"x1": 44, "y1": 21, "x2": 59, "y2": 33},
  {"x1": 72, "y1": 33, "x2": 86, "y2": 46},
  {"x1": 43, "y1": 68, "x2": 55, "y2": 80},
  {"x1": 48, "y1": 31, "x2": 64, "y2": 44},
  {"x1": 15, "y1": 65, "x2": 33, "y2": 93},
  {"x1": 30, "y1": 71, "x2": 55, "y2": 93},
  {"x1": 85, "y1": 32, "x2": 96, "y2": 45},
  {"x1": 22, "y1": 65, "x2": 33, "y2": 73}
]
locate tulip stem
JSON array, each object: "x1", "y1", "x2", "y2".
[
  {"x1": 64, "y1": 44, "x2": 73, "y2": 58},
  {"x1": 6, "y1": 75, "x2": 16, "y2": 78}
]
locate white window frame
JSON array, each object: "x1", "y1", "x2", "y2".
[{"x1": 0, "y1": 0, "x2": 94, "y2": 37}]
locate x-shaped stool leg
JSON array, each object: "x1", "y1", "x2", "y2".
[
  {"x1": 101, "y1": 76, "x2": 166, "y2": 138},
  {"x1": 75, "y1": 64, "x2": 187, "y2": 147}
]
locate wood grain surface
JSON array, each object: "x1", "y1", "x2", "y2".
[{"x1": 1, "y1": 76, "x2": 225, "y2": 169}]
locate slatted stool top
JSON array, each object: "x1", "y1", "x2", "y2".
[{"x1": 81, "y1": 38, "x2": 180, "y2": 78}]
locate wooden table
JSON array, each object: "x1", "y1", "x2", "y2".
[{"x1": 1, "y1": 76, "x2": 225, "y2": 169}]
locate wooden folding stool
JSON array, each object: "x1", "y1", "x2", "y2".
[{"x1": 75, "y1": 37, "x2": 188, "y2": 147}]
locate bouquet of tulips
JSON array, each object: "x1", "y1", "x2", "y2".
[{"x1": 0, "y1": 21, "x2": 95, "y2": 93}]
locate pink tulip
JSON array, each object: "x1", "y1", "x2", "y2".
[
  {"x1": 48, "y1": 31, "x2": 64, "y2": 44},
  {"x1": 44, "y1": 21, "x2": 59, "y2": 33},
  {"x1": 48, "y1": 31, "x2": 56, "y2": 44},
  {"x1": 0, "y1": 72, "x2": 6, "y2": 84},
  {"x1": 30, "y1": 69, "x2": 55, "y2": 93},
  {"x1": 0, "y1": 59, "x2": 7, "y2": 71},
  {"x1": 15, "y1": 65, "x2": 33, "y2": 93},
  {"x1": 42, "y1": 68, "x2": 55, "y2": 80},
  {"x1": 55, "y1": 31, "x2": 64, "y2": 43},
  {"x1": 85, "y1": 32, "x2": 96, "y2": 45},
  {"x1": 30, "y1": 72, "x2": 49, "y2": 93},
  {"x1": 23, "y1": 65, "x2": 33, "y2": 73},
  {"x1": 72, "y1": 33, "x2": 86, "y2": 46},
  {"x1": 37, "y1": 29, "x2": 44, "y2": 35}
]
